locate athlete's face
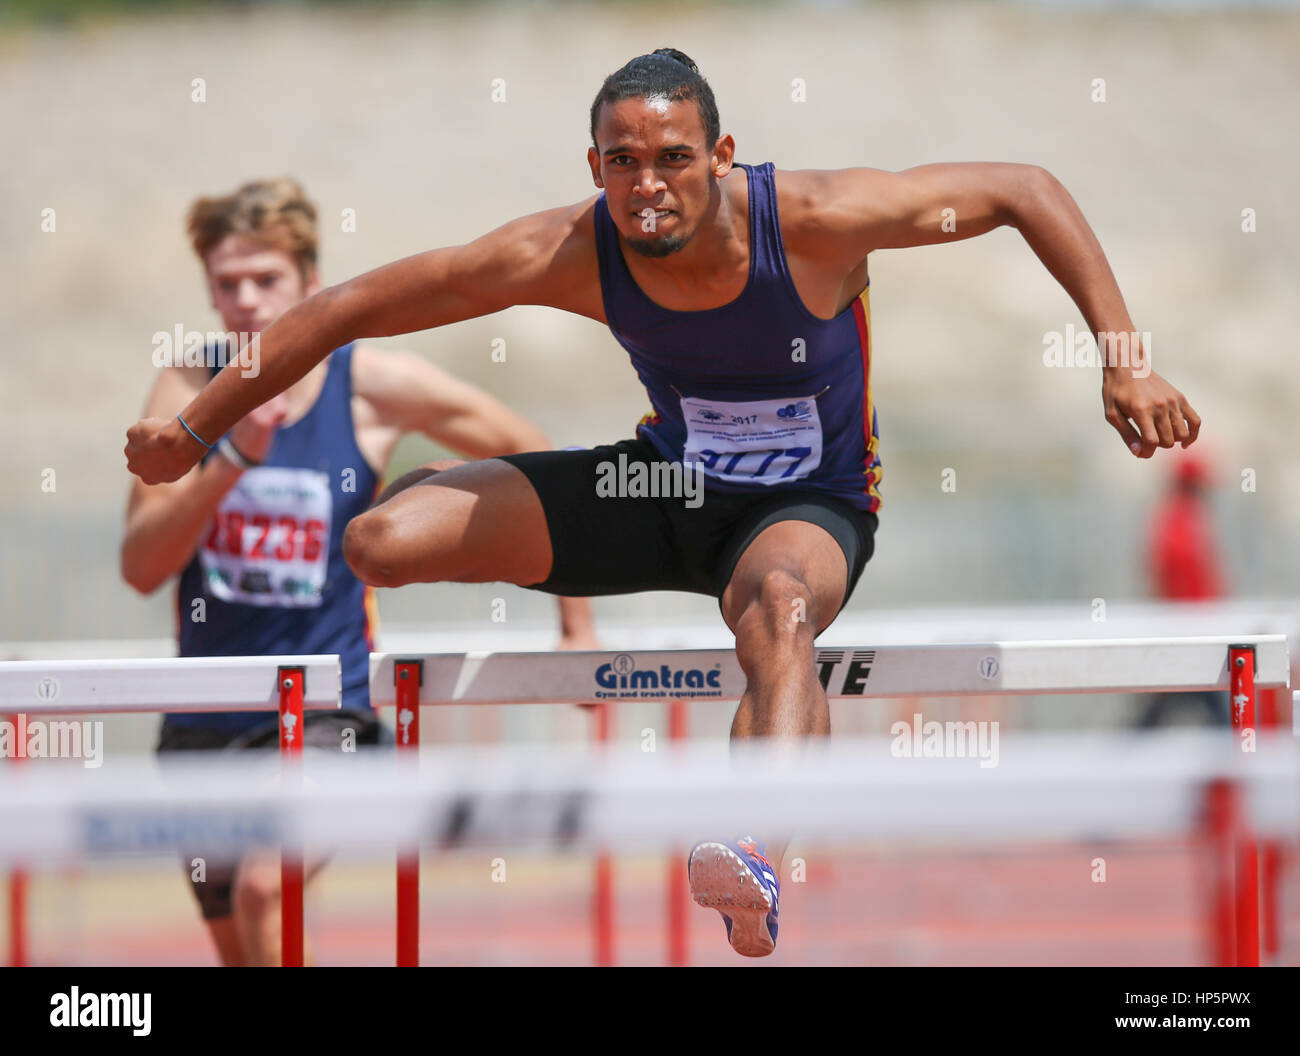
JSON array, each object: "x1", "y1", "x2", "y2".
[
  {"x1": 588, "y1": 96, "x2": 734, "y2": 259},
  {"x1": 203, "y1": 235, "x2": 319, "y2": 341}
]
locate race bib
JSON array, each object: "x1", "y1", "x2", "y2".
[
  {"x1": 198, "y1": 467, "x2": 333, "y2": 607},
  {"x1": 681, "y1": 394, "x2": 823, "y2": 485}
]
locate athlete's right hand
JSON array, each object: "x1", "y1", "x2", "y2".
[
  {"x1": 124, "y1": 417, "x2": 205, "y2": 485},
  {"x1": 126, "y1": 393, "x2": 292, "y2": 484}
]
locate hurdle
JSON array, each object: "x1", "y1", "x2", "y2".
[
  {"x1": 2, "y1": 635, "x2": 1291, "y2": 966},
  {"x1": 1, "y1": 729, "x2": 1297, "y2": 965},
  {"x1": 0, "y1": 655, "x2": 341, "y2": 967},
  {"x1": 371, "y1": 634, "x2": 1290, "y2": 966}
]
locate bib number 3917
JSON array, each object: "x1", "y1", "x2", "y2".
[{"x1": 681, "y1": 395, "x2": 823, "y2": 486}]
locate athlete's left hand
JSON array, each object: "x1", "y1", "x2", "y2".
[{"x1": 1102, "y1": 368, "x2": 1200, "y2": 459}]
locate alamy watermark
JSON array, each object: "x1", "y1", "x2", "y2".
[
  {"x1": 1, "y1": 715, "x2": 103, "y2": 768},
  {"x1": 50, "y1": 987, "x2": 150, "y2": 1036},
  {"x1": 151, "y1": 325, "x2": 261, "y2": 377},
  {"x1": 890, "y1": 712, "x2": 999, "y2": 769},
  {"x1": 595, "y1": 452, "x2": 704, "y2": 508},
  {"x1": 1042, "y1": 325, "x2": 1151, "y2": 378}
]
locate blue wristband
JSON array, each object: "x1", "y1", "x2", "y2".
[{"x1": 176, "y1": 413, "x2": 214, "y2": 450}]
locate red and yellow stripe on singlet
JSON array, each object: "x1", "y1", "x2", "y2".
[{"x1": 851, "y1": 286, "x2": 883, "y2": 511}]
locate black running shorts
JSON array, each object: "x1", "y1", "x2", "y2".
[{"x1": 496, "y1": 438, "x2": 878, "y2": 615}]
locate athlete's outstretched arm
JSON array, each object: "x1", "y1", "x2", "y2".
[
  {"x1": 797, "y1": 163, "x2": 1199, "y2": 458},
  {"x1": 125, "y1": 202, "x2": 597, "y2": 484}
]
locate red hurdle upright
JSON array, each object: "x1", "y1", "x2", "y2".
[
  {"x1": 1227, "y1": 643, "x2": 1259, "y2": 967},
  {"x1": 1259, "y1": 686, "x2": 1283, "y2": 961},
  {"x1": 592, "y1": 702, "x2": 615, "y2": 967},
  {"x1": 394, "y1": 660, "x2": 423, "y2": 967},
  {"x1": 1201, "y1": 643, "x2": 1264, "y2": 968},
  {"x1": 5, "y1": 715, "x2": 27, "y2": 968},
  {"x1": 1205, "y1": 777, "x2": 1241, "y2": 968},
  {"x1": 278, "y1": 665, "x2": 306, "y2": 968}
]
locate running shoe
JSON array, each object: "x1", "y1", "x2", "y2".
[{"x1": 688, "y1": 837, "x2": 779, "y2": 957}]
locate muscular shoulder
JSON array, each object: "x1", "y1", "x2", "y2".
[
  {"x1": 773, "y1": 167, "x2": 883, "y2": 266},
  {"x1": 524, "y1": 195, "x2": 600, "y2": 254},
  {"x1": 462, "y1": 195, "x2": 604, "y2": 319}
]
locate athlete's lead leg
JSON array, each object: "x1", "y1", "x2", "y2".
[
  {"x1": 370, "y1": 458, "x2": 467, "y2": 507},
  {"x1": 342, "y1": 458, "x2": 553, "y2": 588},
  {"x1": 690, "y1": 519, "x2": 850, "y2": 957},
  {"x1": 720, "y1": 519, "x2": 849, "y2": 740}
]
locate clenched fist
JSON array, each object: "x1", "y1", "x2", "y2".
[
  {"x1": 124, "y1": 417, "x2": 206, "y2": 484},
  {"x1": 1103, "y1": 369, "x2": 1201, "y2": 458}
]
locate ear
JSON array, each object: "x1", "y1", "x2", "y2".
[
  {"x1": 587, "y1": 146, "x2": 604, "y2": 189},
  {"x1": 710, "y1": 134, "x2": 737, "y2": 178},
  {"x1": 303, "y1": 269, "x2": 322, "y2": 299}
]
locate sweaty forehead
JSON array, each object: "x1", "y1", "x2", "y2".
[{"x1": 596, "y1": 96, "x2": 705, "y2": 151}]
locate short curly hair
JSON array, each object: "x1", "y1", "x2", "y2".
[{"x1": 186, "y1": 177, "x2": 318, "y2": 281}]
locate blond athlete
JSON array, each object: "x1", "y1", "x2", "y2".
[{"x1": 123, "y1": 178, "x2": 595, "y2": 966}]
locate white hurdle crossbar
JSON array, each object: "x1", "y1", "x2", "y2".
[
  {"x1": 370, "y1": 635, "x2": 1290, "y2": 706},
  {"x1": 0, "y1": 654, "x2": 341, "y2": 969},
  {"x1": 0, "y1": 732, "x2": 1296, "y2": 859},
  {"x1": 0, "y1": 655, "x2": 342, "y2": 715}
]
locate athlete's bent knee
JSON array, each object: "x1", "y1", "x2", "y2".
[
  {"x1": 343, "y1": 511, "x2": 403, "y2": 588},
  {"x1": 736, "y1": 568, "x2": 817, "y2": 644},
  {"x1": 232, "y1": 862, "x2": 280, "y2": 921}
]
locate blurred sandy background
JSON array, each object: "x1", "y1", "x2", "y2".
[
  {"x1": 2, "y1": 0, "x2": 1298, "y2": 642},
  {"x1": 1, "y1": 1, "x2": 1297, "y2": 968}
]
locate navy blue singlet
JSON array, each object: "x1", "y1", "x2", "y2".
[
  {"x1": 163, "y1": 343, "x2": 381, "y2": 734},
  {"x1": 593, "y1": 161, "x2": 882, "y2": 513}
]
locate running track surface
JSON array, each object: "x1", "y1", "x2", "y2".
[{"x1": 8, "y1": 841, "x2": 1299, "y2": 966}]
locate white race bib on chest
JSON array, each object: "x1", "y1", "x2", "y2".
[
  {"x1": 198, "y1": 467, "x2": 333, "y2": 607},
  {"x1": 681, "y1": 394, "x2": 823, "y2": 485}
]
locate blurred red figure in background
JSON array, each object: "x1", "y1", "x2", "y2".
[
  {"x1": 1149, "y1": 453, "x2": 1224, "y2": 602},
  {"x1": 1139, "y1": 451, "x2": 1229, "y2": 727}
]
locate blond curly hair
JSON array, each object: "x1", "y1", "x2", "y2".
[{"x1": 186, "y1": 177, "x2": 318, "y2": 281}]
